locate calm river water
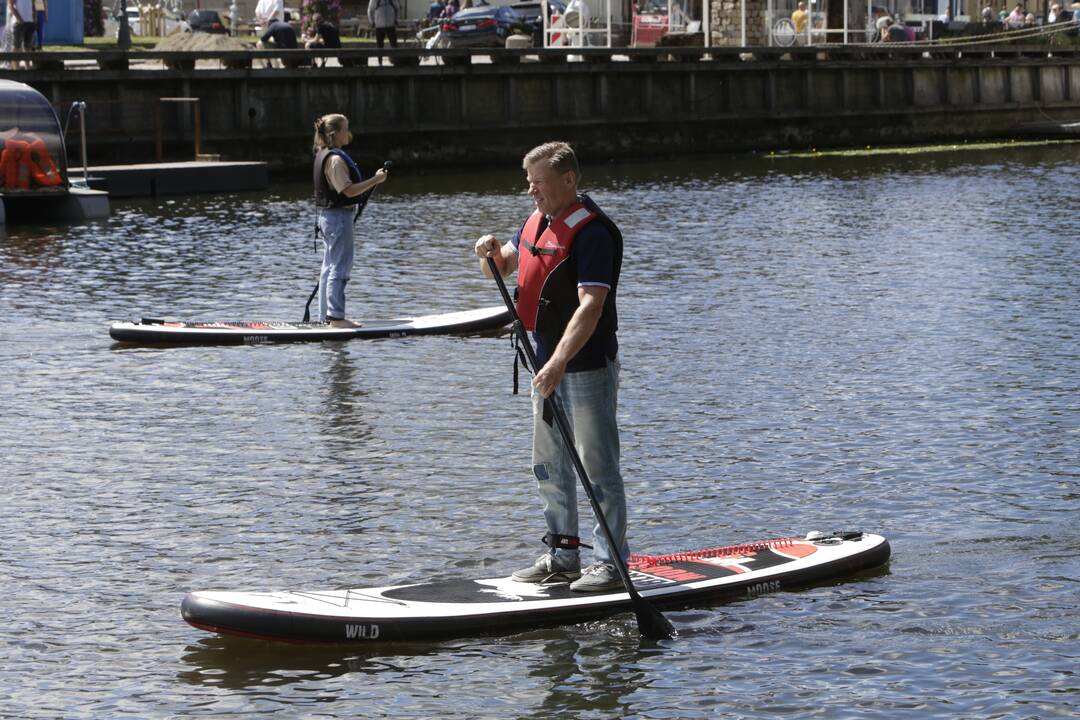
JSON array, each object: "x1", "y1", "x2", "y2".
[{"x1": 1, "y1": 144, "x2": 1077, "y2": 718}]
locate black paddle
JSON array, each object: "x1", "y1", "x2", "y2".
[
  {"x1": 485, "y1": 256, "x2": 676, "y2": 641},
  {"x1": 303, "y1": 161, "x2": 393, "y2": 322}
]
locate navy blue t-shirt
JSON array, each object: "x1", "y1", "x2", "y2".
[
  {"x1": 511, "y1": 217, "x2": 619, "y2": 372},
  {"x1": 317, "y1": 22, "x2": 342, "y2": 48},
  {"x1": 262, "y1": 20, "x2": 298, "y2": 48}
]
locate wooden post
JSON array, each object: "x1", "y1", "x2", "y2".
[{"x1": 156, "y1": 97, "x2": 202, "y2": 161}]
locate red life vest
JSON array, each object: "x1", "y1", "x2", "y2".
[
  {"x1": 516, "y1": 201, "x2": 598, "y2": 332},
  {"x1": 0, "y1": 136, "x2": 63, "y2": 190}
]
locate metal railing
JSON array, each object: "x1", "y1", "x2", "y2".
[
  {"x1": 62, "y1": 101, "x2": 89, "y2": 187},
  {"x1": 5, "y1": 36, "x2": 1080, "y2": 73}
]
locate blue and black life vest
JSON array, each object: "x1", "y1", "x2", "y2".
[{"x1": 313, "y1": 148, "x2": 364, "y2": 208}]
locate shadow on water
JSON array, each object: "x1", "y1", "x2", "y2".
[
  {"x1": 176, "y1": 623, "x2": 649, "y2": 695},
  {"x1": 177, "y1": 635, "x2": 456, "y2": 690},
  {"x1": 176, "y1": 623, "x2": 693, "y2": 719},
  {"x1": 0, "y1": 226, "x2": 69, "y2": 275}
]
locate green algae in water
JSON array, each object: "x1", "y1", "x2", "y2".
[{"x1": 769, "y1": 138, "x2": 1080, "y2": 160}]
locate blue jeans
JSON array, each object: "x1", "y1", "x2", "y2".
[
  {"x1": 531, "y1": 358, "x2": 629, "y2": 565},
  {"x1": 317, "y1": 207, "x2": 355, "y2": 321}
]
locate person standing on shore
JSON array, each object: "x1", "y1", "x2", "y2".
[
  {"x1": 0, "y1": 9, "x2": 14, "y2": 67},
  {"x1": 312, "y1": 113, "x2": 388, "y2": 328},
  {"x1": 32, "y1": 0, "x2": 45, "y2": 49},
  {"x1": 255, "y1": 0, "x2": 284, "y2": 35},
  {"x1": 1006, "y1": 3, "x2": 1025, "y2": 28},
  {"x1": 791, "y1": 1, "x2": 808, "y2": 34},
  {"x1": 7, "y1": 0, "x2": 35, "y2": 68},
  {"x1": 473, "y1": 141, "x2": 629, "y2": 593},
  {"x1": 368, "y1": 0, "x2": 400, "y2": 63}
]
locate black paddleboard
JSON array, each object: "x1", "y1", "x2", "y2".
[
  {"x1": 181, "y1": 531, "x2": 890, "y2": 643},
  {"x1": 109, "y1": 305, "x2": 511, "y2": 345}
]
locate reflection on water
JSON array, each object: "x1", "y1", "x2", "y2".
[
  {"x1": 322, "y1": 344, "x2": 373, "y2": 441},
  {"x1": 178, "y1": 627, "x2": 660, "y2": 716},
  {"x1": 1, "y1": 143, "x2": 1078, "y2": 718},
  {"x1": 178, "y1": 636, "x2": 456, "y2": 690}
]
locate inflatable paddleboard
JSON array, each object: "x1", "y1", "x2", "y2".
[
  {"x1": 109, "y1": 305, "x2": 511, "y2": 345},
  {"x1": 181, "y1": 531, "x2": 890, "y2": 643}
]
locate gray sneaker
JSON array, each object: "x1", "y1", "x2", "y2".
[
  {"x1": 511, "y1": 554, "x2": 581, "y2": 584},
  {"x1": 569, "y1": 562, "x2": 623, "y2": 593}
]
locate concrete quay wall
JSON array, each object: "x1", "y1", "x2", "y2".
[{"x1": 24, "y1": 50, "x2": 1080, "y2": 171}]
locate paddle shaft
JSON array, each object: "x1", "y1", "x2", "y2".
[{"x1": 486, "y1": 256, "x2": 674, "y2": 640}]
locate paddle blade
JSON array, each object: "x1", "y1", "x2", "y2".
[{"x1": 633, "y1": 599, "x2": 677, "y2": 640}]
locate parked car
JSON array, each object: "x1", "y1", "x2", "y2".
[
  {"x1": 188, "y1": 9, "x2": 229, "y2": 34},
  {"x1": 509, "y1": 0, "x2": 565, "y2": 46},
  {"x1": 439, "y1": 5, "x2": 531, "y2": 50}
]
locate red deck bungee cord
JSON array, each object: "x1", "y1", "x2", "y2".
[{"x1": 631, "y1": 537, "x2": 802, "y2": 567}]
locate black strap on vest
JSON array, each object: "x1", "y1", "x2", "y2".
[
  {"x1": 302, "y1": 215, "x2": 325, "y2": 322},
  {"x1": 521, "y1": 215, "x2": 553, "y2": 256},
  {"x1": 512, "y1": 333, "x2": 521, "y2": 395},
  {"x1": 302, "y1": 280, "x2": 321, "y2": 323},
  {"x1": 510, "y1": 326, "x2": 553, "y2": 425},
  {"x1": 542, "y1": 533, "x2": 592, "y2": 551}
]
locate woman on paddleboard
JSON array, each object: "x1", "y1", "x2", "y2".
[{"x1": 312, "y1": 114, "x2": 388, "y2": 328}]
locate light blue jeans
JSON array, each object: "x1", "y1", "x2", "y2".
[
  {"x1": 317, "y1": 207, "x2": 355, "y2": 321},
  {"x1": 531, "y1": 357, "x2": 629, "y2": 566}
]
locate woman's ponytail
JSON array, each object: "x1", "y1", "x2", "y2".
[{"x1": 312, "y1": 114, "x2": 347, "y2": 154}]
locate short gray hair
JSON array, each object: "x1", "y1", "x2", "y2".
[{"x1": 522, "y1": 141, "x2": 580, "y2": 180}]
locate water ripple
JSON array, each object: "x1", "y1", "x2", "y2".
[{"x1": 1, "y1": 144, "x2": 1078, "y2": 718}]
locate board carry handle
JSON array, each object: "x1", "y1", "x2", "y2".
[{"x1": 485, "y1": 256, "x2": 676, "y2": 641}]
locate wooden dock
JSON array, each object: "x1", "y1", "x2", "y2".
[{"x1": 81, "y1": 160, "x2": 269, "y2": 198}]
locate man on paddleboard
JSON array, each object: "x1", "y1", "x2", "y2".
[{"x1": 474, "y1": 142, "x2": 627, "y2": 593}]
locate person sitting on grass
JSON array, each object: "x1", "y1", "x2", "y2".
[
  {"x1": 304, "y1": 13, "x2": 341, "y2": 67},
  {"x1": 880, "y1": 17, "x2": 908, "y2": 41}
]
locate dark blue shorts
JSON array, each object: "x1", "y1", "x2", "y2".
[{"x1": 14, "y1": 21, "x2": 36, "y2": 50}]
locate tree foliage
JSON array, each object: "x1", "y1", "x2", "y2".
[
  {"x1": 301, "y1": 0, "x2": 343, "y2": 36},
  {"x1": 85, "y1": 0, "x2": 105, "y2": 37}
]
